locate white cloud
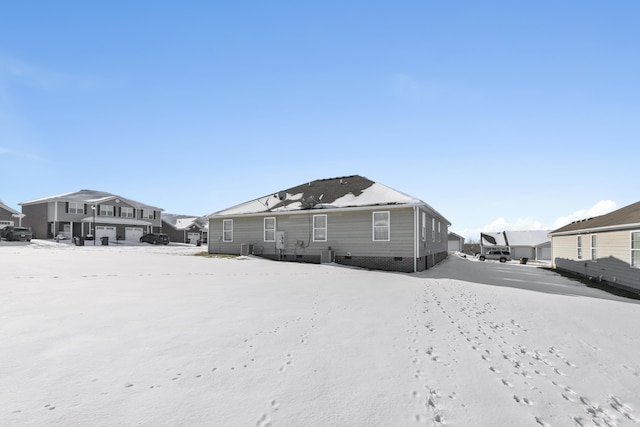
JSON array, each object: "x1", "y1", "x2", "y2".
[
  {"x1": 482, "y1": 216, "x2": 545, "y2": 232},
  {"x1": 553, "y1": 200, "x2": 618, "y2": 228},
  {"x1": 457, "y1": 200, "x2": 620, "y2": 242}
]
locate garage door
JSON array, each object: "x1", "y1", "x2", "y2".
[
  {"x1": 125, "y1": 227, "x2": 144, "y2": 242},
  {"x1": 187, "y1": 232, "x2": 200, "y2": 244},
  {"x1": 95, "y1": 226, "x2": 117, "y2": 241}
]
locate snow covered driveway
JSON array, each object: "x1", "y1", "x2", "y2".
[{"x1": 2, "y1": 243, "x2": 640, "y2": 426}]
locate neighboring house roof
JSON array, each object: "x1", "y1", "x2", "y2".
[
  {"x1": 549, "y1": 201, "x2": 640, "y2": 236},
  {"x1": 481, "y1": 230, "x2": 551, "y2": 247},
  {"x1": 20, "y1": 189, "x2": 163, "y2": 211},
  {"x1": 0, "y1": 200, "x2": 20, "y2": 215},
  {"x1": 210, "y1": 175, "x2": 450, "y2": 224},
  {"x1": 162, "y1": 213, "x2": 208, "y2": 230},
  {"x1": 448, "y1": 232, "x2": 465, "y2": 241}
]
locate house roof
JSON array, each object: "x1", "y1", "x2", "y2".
[
  {"x1": 448, "y1": 232, "x2": 465, "y2": 241},
  {"x1": 0, "y1": 200, "x2": 20, "y2": 215},
  {"x1": 549, "y1": 201, "x2": 640, "y2": 235},
  {"x1": 481, "y1": 230, "x2": 551, "y2": 247},
  {"x1": 162, "y1": 213, "x2": 208, "y2": 230},
  {"x1": 20, "y1": 189, "x2": 163, "y2": 211},
  {"x1": 210, "y1": 175, "x2": 450, "y2": 223}
]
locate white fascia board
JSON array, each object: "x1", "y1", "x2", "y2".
[{"x1": 549, "y1": 223, "x2": 640, "y2": 236}]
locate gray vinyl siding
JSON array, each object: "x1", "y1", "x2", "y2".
[
  {"x1": 20, "y1": 204, "x2": 48, "y2": 239},
  {"x1": 210, "y1": 208, "x2": 415, "y2": 257},
  {"x1": 0, "y1": 208, "x2": 14, "y2": 223},
  {"x1": 552, "y1": 231, "x2": 640, "y2": 293},
  {"x1": 209, "y1": 206, "x2": 450, "y2": 272}
]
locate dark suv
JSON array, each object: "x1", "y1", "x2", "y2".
[
  {"x1": 140, "y1": 233, "x2": 170, "y2": 245},
  {"x1": 1, "y1": 226, "x2": 33, "y2": 242}
]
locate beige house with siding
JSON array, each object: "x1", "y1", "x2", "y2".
[
  {"x1": 208, "y1": 175, "x2": 451, "y2": 273},
  {"x1": 549, "y1": 201, "x2": 640, "y2": 294}
]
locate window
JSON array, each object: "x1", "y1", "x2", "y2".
[
  {"x1": 421, "y1": 213, "x2": 426, "y2": 241},
  {"x1": 432, "y1": 218, "x2": 435, "y2": 242},
  {"x1": 313, "y1": 215, "x2": 327, "y2": 241},
  {"x1": 121, "y1": 207, "x2": 134, "y2": 218},
  {"x1": 223, "y1": 219, "x2": 233, "y2": 242},
  {"x1": 264, "y1": 217, "x2": 276, "y2": 242},
  {"x1": 438, "y1": 221, "x2": 441, "y2": 242},
  {"x1": 373, "y1": 211, "x2": 390, "y2": 241},
  {"x1": 577, "y1": 235, "x2": 582, "y2": 259},
  {"x1": 99, "y1": 205, "x2": 114, "y2": 216},
  {"x1": 142, "y1": 210, "x2": 154, "y2": 219},
  {"x1": 632, "y1": 232, "x2": 640, "y2": 268},
  {"x1": 591, "y1": 235, "x2": 597, "y2": 261},
  {"x1": 69, "y1": 202, "x2": 83, "y2": 214}
]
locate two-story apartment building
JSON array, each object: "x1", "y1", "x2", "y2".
[{"x1": 20, "y1": 190, "x2": 163, "y2": 242}]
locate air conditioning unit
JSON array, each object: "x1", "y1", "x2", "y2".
[
  {"x1": 240, "y1": 243, "x2": 253, "y2": 256},
  {"x1": 321, "y1": 250, "x2": 334, "y2": 264}
]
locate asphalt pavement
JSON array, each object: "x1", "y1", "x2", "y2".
[{"x1": 415, "y1": 254, "x2": 639, "y2": 303}]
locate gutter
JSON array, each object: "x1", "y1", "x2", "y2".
[
  {"x1": 413, "y1": 206, "x2": 418, "y2": 273},
  {"x1": 549, "y1": 222, "x2": 640, "y2": 237}
]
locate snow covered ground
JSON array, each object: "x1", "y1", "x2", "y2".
[{"x1": 2, "y1": 242, "x2": 640, "y2": 426}]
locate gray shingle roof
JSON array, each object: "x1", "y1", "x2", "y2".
[
  {"x1": 20, "y1": 189, "x2": 162, "y2": 211},
  {"x1": 550, "y1": 201, "x2": 640, "y2": 235},
  {"x1": 211, "y1": 175, "x2": 448, "y2": 223}
]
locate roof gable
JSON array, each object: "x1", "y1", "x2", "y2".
[
  {"x1": 162, "y1": 213, "x2": 208, "y2": 230},
  {"x1": 212, "y1": 175, "x2": 426, "y2": 216},
  {"x1": 550, "y1": 201, "x2": 640, "y2": 234},
  {"x1": 0, "y1": 200, "x2": 19, "y2": 215}
]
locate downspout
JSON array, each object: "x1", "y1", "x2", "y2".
[
  {"x1": 54, "y1": 200, "x2": 58, "y2": 237},
  {"x1": 413, "y1": 206, "x2": 418, "y2": 273}
]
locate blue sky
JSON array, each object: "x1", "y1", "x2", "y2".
[{"x1": 1, "y1": 1, "x2": 638, "y2": 240}]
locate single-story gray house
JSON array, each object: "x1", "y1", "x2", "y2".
[
  {"x1": 549, "y1": 201, "x2": 640, "y2": 294},
  {"x1": 0, "y1": 200, "x2": 23, "y2": 229},
  {"x1": 20, "y1": 189, "x2": 163, "y2": 242},
  {"x1": 162, "y1": 213, "x2": 208, "y2": 245},
  {"x1": 208, "y1": 175, "x2": 451, "y2": 272},
  {"x1": 448, "y1": 232, "x2": 465, "y2": 252},
  {"x1": 480, "y1": 230, "x2": 551, "y2": 260}
]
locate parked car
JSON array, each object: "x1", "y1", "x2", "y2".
[
  {"x1": 140, "y1": 233, "x2": 170, "y2": 245},
  {"x1": 479, "y1": 249, "x2": 511, "y2": 263},
  {"x1": 1, "y1": 226, "x2": 33, "y2": 242}
]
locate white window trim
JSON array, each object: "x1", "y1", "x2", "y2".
[
  {"x1": 264, "y1": 217, "x2": 276, "y2": 242},
  {"x1": 141, "y1": 209, "x2": 154, "y2": 220},
  {"x1": 223, "y1": 219, "x2": 233, "y2": 242},
  {"x1": 121, "y1": 206, "x2": 134, "y2": 218},
  {"x1": 577, "y1": 235, "x2": 582, "y2": 260},
  {"x1": 372, "y1": 211, "x2": 390, "y2": 242},
  {"x1": 421, "y1": 212, "x2": 427, "y2": 241},
  {"x1": 590, "y1": 234, "x2": 597, "y2": 262},
  {"x1": 631, "y1": 231, "x2": 640, "y2": 268},
  {"x1": 431, "y1": 218, "x2": 435, "y2": 242},
  {"x1": 100, "y1": 205, "x2": 114, "y2": 217},
  {"x1": 69, "y1": 202, "x2": 83, "y2": 214},
  {"x1": 313, "y1": 214, "x2": 327, "y2": 242},
  {"x1": 437, "y1": 221, "x2": 441, "y2": 243}
]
